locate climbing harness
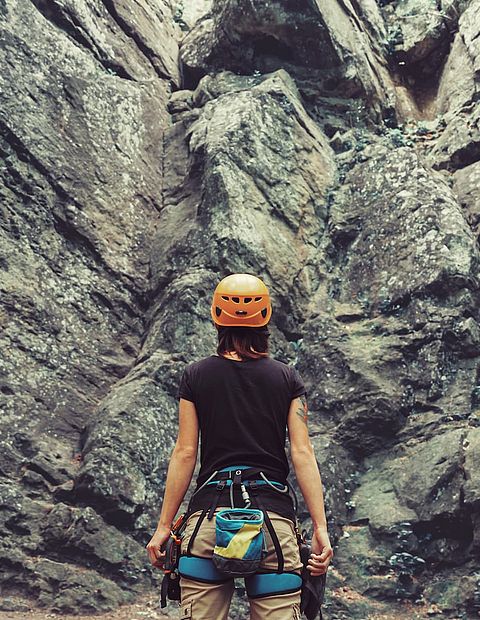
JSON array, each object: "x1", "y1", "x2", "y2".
[
  {"x1": 160, "y1": 464, "x2": 325, "y2": 612},
  {"x1": 182, "y1": 466, "x2": 290, "y2": 573},
  {"x1": 169, "y1": 466, "x2": 302, "y2": 599}
]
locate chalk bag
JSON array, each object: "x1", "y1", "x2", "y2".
[{"x1": 212, "y1": 508, "x2": 265, "y2": 577}]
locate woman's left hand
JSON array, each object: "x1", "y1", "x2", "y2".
[
  {"x1": 308, "y1": 527, "x2": 333, "y2": 576},
  {"x1": 146, "y1": 525, "x2": 170, "y2": 568}
]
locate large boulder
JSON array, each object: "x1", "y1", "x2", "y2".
[
  {"x1": 179, "y1": 0, "x2": 399, "y2": 122},
  {"x1": 332, "y1": 145, "x2": 478, "y2": 307},
  {"x1": 295, "y1": 142, "x2": 480, "y2": 458},
  {"x1": 425, "y1": 0, "x2": 480, "y2": 171},
  {"x1": 452, "y1": 160, "x2": 480, "y2": 242},
  {"x1": 0, "y1": 0, "x2": 174, "y2": 444},
  {"x1": 333, "y1": 427, "x2": 480, "y2": 613},
  {"x1": 291, "y1": 134, "x2": 480, "y2": 616},
  {"x1": 381, "y1": 0, "x2": 467, "y2": 74},
  {"x1": 141, "y1": 68, "x2": 337, "y2": 361}
]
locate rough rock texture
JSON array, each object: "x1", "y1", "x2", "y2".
[
  {"x1": 2, "y1": 0, "x2": 480, "y2": 618},
  {"x1": 179, "y1": 0, "x2": 399, "y2": 123},
  {"x1": 0, "y1": 0, "x2": 178, "y2": 613}
]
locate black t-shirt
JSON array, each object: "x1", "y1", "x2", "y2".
[{"x1": 178, "y1": 355, "x2": 306, "y2": 521}]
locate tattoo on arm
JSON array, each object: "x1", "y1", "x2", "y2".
[{"x1": 295, "y1": 395, "x2": 308, "y2": 425}]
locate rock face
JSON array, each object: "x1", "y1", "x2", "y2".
[
  {"x1": 0, "y1": 0, "x2": 179, "y2": 613},
  {"x1": 1, "y1": 0, "x2": 480, "y2": 618},
  {"x1": 179, "y1": 0, "x2": 398, "y2": 123}
]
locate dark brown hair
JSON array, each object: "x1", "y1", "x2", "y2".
[{"x1": 216, "y1": 326, "x2": 270, "y2": 361}]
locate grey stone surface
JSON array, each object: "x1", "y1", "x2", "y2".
[
  {"x1": 142, "y1": 69, "x2": 336, "y2": 359},
  {"x1": 452, "y1": 160, "x2": 480, "y2": 242},
  {"x1": 464, "y1": 427, "x2": 480, "y2": 507},
  {"x1": 425, "y1": 0, "x2": 480, "y2": 170},
  {"x1": 427, "y1": 103, "x2": 480, "y2": 171},
  {"x1": 0, "y1": 0, "x2": 176, "y2": 610},
  {"x1": 179, "y1": 0, "x2": 214, "y2": 29},
  {"x1": 3, "y1": 0, "x2": 480, "y2": 617},
  {"x1": 179, "y1": 0, "x2": 398, "y2": 122},
  {"x1": 436, "y1": 33, "x2": 476, "y2": 116}
]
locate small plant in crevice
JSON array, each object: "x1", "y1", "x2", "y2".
[
  {"x1": 173, "y1": 1, "x2": 189, "y2": 31},
  {"x1": 396, "y1": 382, "x2": 415, "y2": 418},
  {"x1": 387, "y1": 531, "x2": 427, "y2": 600},
  {"x1": 327, "y1": 276, "x2": 342, "y2": 301},
  {"x1": 380, "y1": 105, "x2": 399, "y2": 130},
  {"x1": 344, "y1": 470, "x2": 360, "y2": 512},
  {"x1": 388, "y1": 551, "x2": 426, "y2": 574},
  {"x1": 387, "y1": 127, "x2": 415, "y2": 148},
  {"x1": 345, "y1": 99, "x2": 369, "y2": 128},
  {"x1": 470, "y1": 384, "x2": 480, "y2": 408},
  {"x1": 290, "y1": 338, "x2": 304, "y2": 365},
  {"x1": 384, "y1": 23, "x2": 404, "y2": 58},
  {"x1": 355, "y1": 291, "x2": 372, "y2": 315}
]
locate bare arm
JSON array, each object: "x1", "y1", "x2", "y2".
[
  {"x1": 288, "y1": 395, "x2": 333, "y2": 574},
  {"x1": 146, "y1": 398, "x2": 199, "y2": 567}
]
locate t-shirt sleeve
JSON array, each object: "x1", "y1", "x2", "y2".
[
  {"x1": 290, "y1": 367, "x2": 307, "y2": 399},
  {"x1": 178, "y1": 365, "x2": 195, "y2": 402}
]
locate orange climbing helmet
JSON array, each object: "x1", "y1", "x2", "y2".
[{"x1": 211, "y1": 273, "x2": 272, "y2": 327}]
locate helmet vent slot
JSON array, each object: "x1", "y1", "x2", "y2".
[
  {"x1": 261, "y1": 308, "x2": 268, "y2": 318},
  {"x1": 221, "y1": 296, "x2": 229, "y2": 301},
  {"x1": 255, "y1": 297, "x2": 262, "y2": 302},
  {"x1": 244, "y1": 297, "x2": 252, "y2": 303},
  {"x1": 232, "y1": 297, "x2": 240, "y2": 303}
]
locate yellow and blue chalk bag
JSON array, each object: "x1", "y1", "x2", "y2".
[{"x1": 212, "y1": 508, "x2": 265, "y2": 577}]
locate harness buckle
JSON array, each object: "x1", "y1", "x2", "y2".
[
  {"x1": 216, "y1": 479, "x2": 227, "y2": 491},
  {"x1": 208, "y1": 480, "x2": 227, "y2": 520}
]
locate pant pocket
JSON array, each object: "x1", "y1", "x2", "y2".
[
  {"x1": 179, "y1": 601, "x2": 192, "y2": 619},
  {"x1": 180, "y1": 511, "x2": 204, "y2": 555},
  {"x1": 292, "y1": 602, "x2": 301, "y2": 619}
]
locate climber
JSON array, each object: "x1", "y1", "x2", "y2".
[{"x1": 146, "y1": 273, "x2": 333, "y2": 619}]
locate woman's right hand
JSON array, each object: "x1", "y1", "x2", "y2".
[
  {"x1": 307, "y1": 527, "x2": 333, "y2": 576},
  {"x1": 146, "y1": 525, "x2": 170, "y2": 569}
]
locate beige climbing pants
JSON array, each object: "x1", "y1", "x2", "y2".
[{"x1": 179, "y1": 508, "x2": 303, "y2": 620}]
